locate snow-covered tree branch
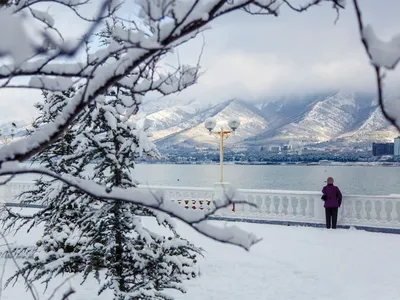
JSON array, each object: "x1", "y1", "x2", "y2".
[
  {"x1": 0, "y1": 0, "x2": 344, "y2": 264},
  {"x1": 0, "y1": 0, "x2": 344, "y2": 163},
  {"x1": 0, "y1": 162, "x2": 259, "y2": 249},
  {"x1": 352, "y1": 0, "x2": 400, "y2": 132},
  {"x1": 0, "y1": 0, "x2": 352, "y2": 298}
]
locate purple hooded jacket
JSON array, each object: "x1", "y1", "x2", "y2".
[{"x1": 322, "y1": 184, "x2": 342, "y2": 208}]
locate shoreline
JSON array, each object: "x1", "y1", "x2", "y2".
[{"x1": 135, "y1": 161, "x2": 400, "y2": 167}]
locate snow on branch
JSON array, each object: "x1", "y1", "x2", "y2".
[
  {"x1": 0, "y1": 0, "x2": 344, "y2": 254},
  {"x1": 0, "y1": 162, "x2": 261, "y2": 250},
  {"x1": 362, "y1": 26, "x2": 400, "y2": 69},
  {"x1": 0, "y1": 0, "x2": 115, "y2": 62},
  {"x1": 0, "y1": 0, "x2": 343, "y2": 164},
  {"x1": 353, "y1": 0, "x2": 400, "y2": 131}
]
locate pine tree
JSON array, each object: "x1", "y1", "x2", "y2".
[{"x1": 3, "y1": 21, "x2": 202, "y2": 299}]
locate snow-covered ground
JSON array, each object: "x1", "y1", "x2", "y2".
[{"x1": 1, "y1": 220, "x2": 400, "y2": 300}]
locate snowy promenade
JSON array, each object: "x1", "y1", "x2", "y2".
[
  {"x1": 3, "y1": 181, "x2": 400, "y2": 233},
  {"x1": 1, "y1": 220, "x2": 400, "y2": 300},
  {"x1": 1, "y1": 182, "x2": 400, "y2": 299}
]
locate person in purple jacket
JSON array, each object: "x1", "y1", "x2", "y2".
[{"x1": 322, "y1": 177, "x2": 342, "y2": 229}]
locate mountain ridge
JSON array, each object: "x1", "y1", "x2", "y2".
[
  {"x1": 142, "y1": 91, "x2": 399, "y2": 149},
  {"x1": 2, "y1": 91, "x2": 398, "y2": 150}
]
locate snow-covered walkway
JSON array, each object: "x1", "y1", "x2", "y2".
[{"x1": 1, "y1": 221, "x2": 400, "y2": 300}]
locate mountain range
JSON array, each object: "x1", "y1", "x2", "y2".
[
  {"x1": 141, "y1": 91, "x2": 399, "y2": 150},
  {"x1": 1, "y1": 91, "x2": 398, "y2": 151}
]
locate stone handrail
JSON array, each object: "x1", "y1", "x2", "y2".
[{"x1": 2, "y1": 181, "x2": 400, "y2": 231}]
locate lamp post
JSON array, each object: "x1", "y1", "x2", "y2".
[
  {"x1": 204, "y1": 117, "x2": 240, "y2": 211},
  {"x1": 0, "y1": 126, "x2": 16, "y2": 145}
]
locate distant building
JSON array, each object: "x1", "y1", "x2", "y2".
[
  {"x1": 270, "y1": 146, "x2": 281, "y2": 152},
  {"x1": 395, "y1": 137, "x2": 400, "y2": 156},
  {"x1": 282, "y1": 145, "x2": 293, "y2": 151},
  {"x1": 372, "y1": 142, "x2": 394, "y2": 156}
]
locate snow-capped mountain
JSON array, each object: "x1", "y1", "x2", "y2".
[
  {"x1": 332, "y1": 106, "x2": 398, "y2": 145},
  {"x1": 139, "y1": 91, "x2": 399, "y2": 149},
  {"x1": 151, "y1": 99, "x2": 269, "y2": 149},
  {"x1": 246, "y1": 91, "x2": 364, "y2": 145},
  {"x1": 3, "y1": 91, "x2": 398, "y2": 150}
]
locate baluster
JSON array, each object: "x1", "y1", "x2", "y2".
[
  {"x1": 365, "y1": 200, "x2": 372, "y2": 221},
  {"x1": 4, "y1": 184, "x2": 12, "y2": 203},
  {"x1": 166, "y1": 190, "x2": 172, "y2": 204},
  {"x1": 255, "y1": 195, "x2": 263, "y2": 215},
  {"x1": 345, "y1": 199, "x2": 354, "y2": 221},
  {"x1": 252, "y1": 195, "x2": 259, "y2": 214},
  {"x1": 247, "y1": 195, "x2": 255, "y2": 215},
  {"x1": 233, "y1": 193, "x2": 244, "y2": 213},
  {"x1": 264, "y1": 196, "x2": 272, "y2": 215},
  {"x1": 308, "y1": 197, "x2": 315, "y2": 218},
  {"x1": 169, "y1": 191, "x2": 177, "y2": 207},
  {"x1": 281, "y1": 196, "x2": 289, "y2": 215},
  {"x1": 273, "y1": 196, "x2": 280, "y2": 215},
  {"x1": 189, "y1": 192, "x2": 195, "y2": 210},
  {"x1": 361, "y1": 200, "x2": 368, "y2": 222},
  {"x1": 0, "y1": 185, "x2": 3, "y2": 207},
  {"x1": 162, "y1": 190, "x2": 169, "y2": 203},
  {"x1": 239, "y1": 194, "x2": 248, "y2": 214},
  {"x1": 374, "y1": 201, "x2": 383, "y2": 222},
  {"x1": 199, "y1": 192, "x2": 205, "y2": 211},
  {"x1": 384, "y1": 201, "x2": 394, "y2": 223},
  {"x1": 354, "y1": 200, "x2": 363, "y2": 222},
  {"x1": 395, "y1": 202, "x2": 400, "y2": 224},
  {"x1": 340, "y1": 200, "x2": 346, "y2": 221},
  {"x1": 178, "y1": 192, "x2": 185, "y2": 209},
  {"x1": 208, "y1": 192, "x2": 215, "y2": 212},
  {"x1": 290, "y1": 196, "x2": 298, "y2": 217},
  {"x1": 300, "y1": 197, "x2": 307, "y2": 217}
]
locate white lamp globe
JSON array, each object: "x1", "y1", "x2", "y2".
[
  {"x1": 228, "y1": 117, "x2": 240, "y2": 131},
  {"x1": 204, "y1": 117, "x2": 216, "y2": 132}
]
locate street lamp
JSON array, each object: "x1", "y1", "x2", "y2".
[
  {"x1": 0, "y1": 126, "x2": 16, "y2": 145},
  {"x1": 204, "y1": 117, "x2": 240, "y2": 211}
]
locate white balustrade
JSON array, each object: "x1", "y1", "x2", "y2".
[
  {"x1": 0, "y1": 181, "x2": 36, "y2": 203},
  {"x1": 2, "y1": 181, "x2": 400, "y2": 230},
  {"x1": 230, "y1": 189, "x2": 322, "y2": 223},
  {"x1": 137, "y1": 185, "x2": 215, "y2": 212}
]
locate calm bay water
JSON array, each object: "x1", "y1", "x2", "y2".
[{"x1": 14, "y1": 163, "x2": 400, "y2": 195}]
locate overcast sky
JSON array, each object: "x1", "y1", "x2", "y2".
[{"x1": 1, "y1": 0, "x2": 400, "y2": 122}]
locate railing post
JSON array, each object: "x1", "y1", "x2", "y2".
[
  {"x1": 0, "y1": 184, "x2": 4, "y2": 208},
  {"x1": 3, "y1": 183, "x2": 12, "y2": 204}
]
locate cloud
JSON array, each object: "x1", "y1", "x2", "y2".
[
  {"x1": 1, "y1": 0, "x2": 400, "y2": 123},
  {"x1": 164, "y1": 0, "x2": 400, "y2": 103},
  {"x1": 0, "y1": 89, "x2": 41, "y2": 123}
]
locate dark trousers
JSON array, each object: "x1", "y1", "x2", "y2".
[{"x1": 325, "y1": 207, "x2": 338, "y2": 229}]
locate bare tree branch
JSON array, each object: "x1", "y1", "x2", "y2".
[
  {"x1": 0, "y1": 231, "x2": 39, "y2": 300},
  {"x1": 353, "y1": 0, "x2": 400, "y2": 132},
  {"x1": 60, "y1": 288, "x2": 75, "y2": 300},
  {"x1": 47, "y1": 275, "x2": 76, "y2": 300}
]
